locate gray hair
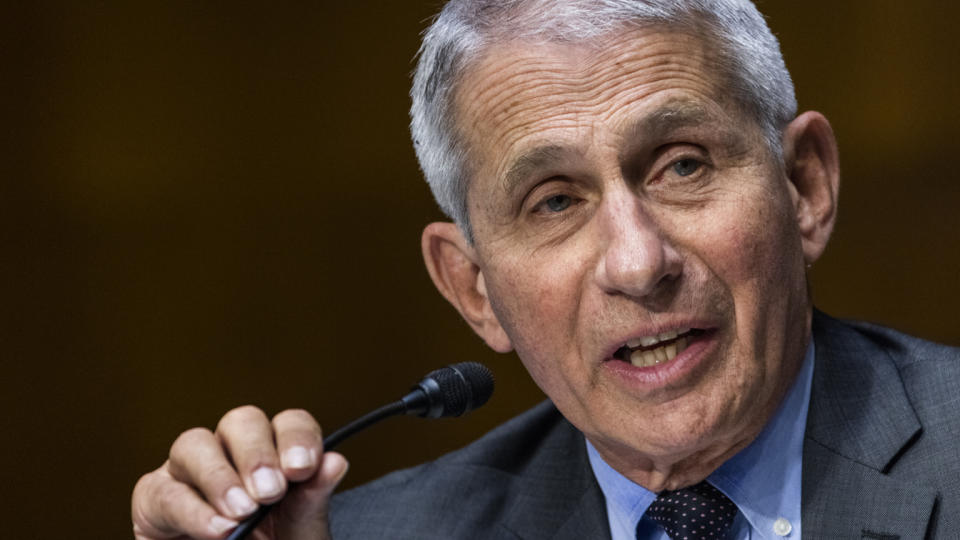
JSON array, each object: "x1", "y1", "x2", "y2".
[{"x1": 410, "y1": 0, "x2": 797, "y2": 240}]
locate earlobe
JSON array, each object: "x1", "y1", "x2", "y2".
[
  {"x1": 782, "y1": 111, "x2": 840, "y2": 265},
  {"x1": 421, "y1": 222, "x2": 513, "y2": 353}
]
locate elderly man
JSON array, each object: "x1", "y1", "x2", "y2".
[{"x1": 132, "y1": 0, "x2": 960, "y2": 539}]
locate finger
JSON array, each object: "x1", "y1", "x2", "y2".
[
  {"x1": 216, "y1": 405, "x2": 287, "y2": 504},
  {"x1": 167, "y1": 427, "x2": 259, "y2": 520},
  {"x1": 132, "y1": 465, "x2": 239, "y2": 539},
  {"x1": 271, "y1": 409, "x2": 323, "y2": 482},
  {"x1": 271, "y1": 451, "x2": 350, "y2": 540}
]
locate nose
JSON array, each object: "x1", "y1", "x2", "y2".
[{"x1": 593, "y1": 189, "x2": 683, "y2": 298}]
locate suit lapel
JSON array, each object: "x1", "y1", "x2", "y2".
[
  {"x1": 803, "y1": 312, "x2": 937, "y2": 539},
  {"x1": 498, "y1": 416, "x2": 612, "y2": 540}
]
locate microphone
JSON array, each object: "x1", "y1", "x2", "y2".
[
  {"x1": 403, "y1": 361, "x2": 496, "y2": 417},
  {"x1": 226, "y1": 362, "x2": 494, "y2": 540}
]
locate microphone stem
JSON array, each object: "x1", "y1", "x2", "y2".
[
  {"x1": 323, "y1": 400, "x2": 406, "y2": 451},
  {"x1": 225, "y1": 399, "x2": 407, "y2": 540}
]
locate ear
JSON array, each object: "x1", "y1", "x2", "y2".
[
  {"x1": 421, "y1": 222, "x2": 513, "y2": 353},
  {"x1": 781, "y1": 111, "x2": 840, "y2": 265}
]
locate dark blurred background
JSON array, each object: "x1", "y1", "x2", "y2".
[{"x1": 3, "y1": 1, "x2": 958, "y2": 538}]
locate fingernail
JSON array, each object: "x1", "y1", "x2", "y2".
[
  {"x1": 208, "y1": 515, "x2": 238, "y2": 535},
  {"x1": 225, "y1": 486, "x2": 257, "y2": 517},
  {"x1": 282, "y1": 446, "x2": 314, "y2": 469},
  {"x1": 251, "y1": 466, "x2": 283, "y2": 498}
]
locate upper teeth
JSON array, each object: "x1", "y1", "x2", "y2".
[
  {"x1": 625, "y1": 328, "x2": 687, "y2": 349},
  {"x1": 629, "y1": 336, "x2": 690, "y2": 367}
]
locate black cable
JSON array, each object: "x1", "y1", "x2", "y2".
[{"x1": 322, "y1": 400, "x2": 406, "y2": 450}]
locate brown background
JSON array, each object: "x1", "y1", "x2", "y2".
[{"x1": 3, "y1": 1, "x2": 958, "y2": 538}]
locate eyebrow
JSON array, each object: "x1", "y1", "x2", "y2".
[
  {"x1": 622, "y1": 103, "x2": 711, "y2": 146},
  {"x1": 619, "y1": 102, "x2": 746, "y2": 160},
  {"x1": 501, "y1": 144, "x2": 581, "y2": 200}
]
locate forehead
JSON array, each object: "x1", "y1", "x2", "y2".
[
  {"x1": 452, "y1": 28, "x2": 746, "y2": 202},
  {"x1": 458, "y1": 27, "x2": 721, "y2": 111}
]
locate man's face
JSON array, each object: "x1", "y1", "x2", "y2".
[{"x1": 454, "y1": 29, "x2": 812, "y2": 488}]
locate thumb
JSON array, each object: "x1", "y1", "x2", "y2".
[{"x1": 269, "y1": 452, "x2": 349, "y2": 540}]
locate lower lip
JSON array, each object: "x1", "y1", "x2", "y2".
[{"x1": 601, "y1": 329, "x2": 719, "y2": 391}]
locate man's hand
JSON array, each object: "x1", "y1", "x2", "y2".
[{"x1": 132, "y1": 406, "x2": 349, "y2": 540}]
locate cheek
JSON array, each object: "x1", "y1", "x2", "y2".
[
  {"x1": 698, "y1": 186, "x2": 807, "y2": 387},
  {"x1": 701, "y1": 186, "x2": 800, "y2": 297},
  {"x1": 487, "y1": 261, "x2": 564, "y2": 345},
  {"x1": 484, "y1": 248, "x2": 593, "y2": 383}
]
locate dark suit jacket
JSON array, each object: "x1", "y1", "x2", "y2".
[{"x1": 330, "y1": 312, "x2": 960, "y2": 539}]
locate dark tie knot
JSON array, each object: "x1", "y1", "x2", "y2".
[{"x1": 641, "y1": 481, "x2": 737, "y2": 540}]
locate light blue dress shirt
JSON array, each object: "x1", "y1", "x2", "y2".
[{"x1": 586, "y1": 342, "x2": 815, "y2": 540}]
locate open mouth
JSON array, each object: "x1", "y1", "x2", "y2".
[{"x1": 613, "y1": 328, "x2": 706, "y2": 368}]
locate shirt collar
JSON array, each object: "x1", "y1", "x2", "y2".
[{"x1": 586, "y1": 341, "x2": 815, "y2": 540}]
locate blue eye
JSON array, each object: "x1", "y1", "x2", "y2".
[
  {"x1": 672, "y1": 158, "x2": 702, "y2": 177},
  {"x1": 544, "y1": 194, "x2": 572, "y2": 212}
]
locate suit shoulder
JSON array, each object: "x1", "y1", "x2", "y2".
[
  {"x1": 335, "y1": 399, "x2": 570, "y2": 491},
  {"x1": 329, "y1": 400, "x2": 581, "y2": 538},
  {"x1": 839, "y1": 317, "x2": 960, "y2": 371},
  {"x1": 816, "y1": 312, "x2": 960, "y2": 444},
  {"x1": 816, "y1": 311, "x2": 960, "y2": 371}
]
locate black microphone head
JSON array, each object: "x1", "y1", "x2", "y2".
[{"x1": 413, "y1": 362, "x2": 494, "y2": 418}]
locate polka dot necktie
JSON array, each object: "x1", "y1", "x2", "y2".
[{"x1": 641, "y1": 481, "x2": 737, "y2": 540}]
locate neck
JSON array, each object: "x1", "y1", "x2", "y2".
[{"x1": 590, "y1": 418, "x2": 767, "y2": 492}]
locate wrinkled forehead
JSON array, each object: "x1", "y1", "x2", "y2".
[{"x1": 450, "y1": 27, "x2": 744, "y2": 179}]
